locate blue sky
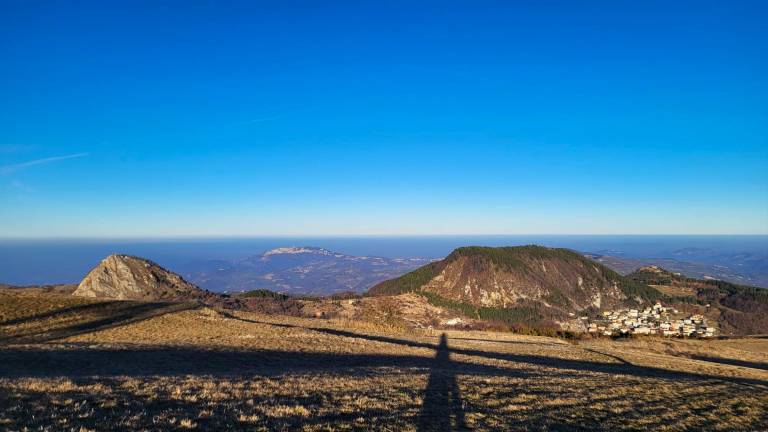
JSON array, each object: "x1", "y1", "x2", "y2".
[{"x1": 1, "y1": 0, "x2": 766, "y2": 237}]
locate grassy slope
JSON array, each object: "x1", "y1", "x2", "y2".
[{"x1": 1, "y1": 290, "x2": 766, "y2": 431}]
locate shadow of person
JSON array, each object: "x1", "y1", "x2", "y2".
[
  {"x1": 417, "y1": 333, "x2": 469, "y2": 431},
  {"x1": 219, "y1": 311, "x2": 768, "y2": 388}
]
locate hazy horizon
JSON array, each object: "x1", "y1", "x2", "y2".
[
  {"x1": 4, "y1": 233, "x2": 768, "y2": 240},
  {"x1": 2, "y1": 234, "x2": 765, "y2": 286}
]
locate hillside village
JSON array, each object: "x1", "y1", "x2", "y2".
[{"x1": 587, "y1": 302, "x2": 716, "y2": 338}]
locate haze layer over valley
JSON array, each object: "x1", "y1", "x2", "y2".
[{"x1": 185, "y1": 246, "x2": 433, "y2": 295}]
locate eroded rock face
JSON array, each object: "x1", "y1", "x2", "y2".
[
  {"x1": 73, "y1": 254, "x2": 204, "y2": 301},
  {"x1": 418, "y1": 251, "x2": 627, "y2": 312}
]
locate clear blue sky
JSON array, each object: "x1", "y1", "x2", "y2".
[{"x1": 1, "y1": 0, "x2": 766, "y2": 237}]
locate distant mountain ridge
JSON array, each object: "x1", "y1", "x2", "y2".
[
  {"x1": 585, "y1": 253, "x2": 768, "y2": 288},
  {"x1": 186, "y1": 247, "x2": 432, "y2": 295}
]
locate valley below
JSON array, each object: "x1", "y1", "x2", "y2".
[{"x1": 183, "y1": 247, "x2": 433, "y2": 296}]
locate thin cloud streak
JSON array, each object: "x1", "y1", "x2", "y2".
[
  {"x1": 0, "y1": 152, "x2": 90, "y2": 175},
  {"x1": 245, "y1": 116, "x2": 281, "y2": 124}
]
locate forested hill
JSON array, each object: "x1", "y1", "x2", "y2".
[{"x1": 368, "y1": 246, "x2": 663, "y2": 329}]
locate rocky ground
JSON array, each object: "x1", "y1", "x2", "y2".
[{"x1": 1, "y1": 289, "x2": 767, "y2": 431}]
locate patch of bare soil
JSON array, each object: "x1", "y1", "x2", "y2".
[{"x1": 650, "y1": 284, "x2": 697, "y2": 297}]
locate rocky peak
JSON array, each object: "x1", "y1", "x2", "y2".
[
  {"x1": 73, "y1": 254, "x2": 205, "y2": 301},
  {"x1": 637, "y1": 265, "x2": 665, "y2": 273}
]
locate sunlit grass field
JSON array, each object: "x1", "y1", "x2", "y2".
[{"x1": 1, "y1": 289, "x2": 767, "y2": 431}]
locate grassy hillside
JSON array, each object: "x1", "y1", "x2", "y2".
[{"x1": 2, "y1": 289, "x2": 767, "y2": 431}]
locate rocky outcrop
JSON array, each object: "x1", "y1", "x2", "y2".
[
  {"x1": 369, "y1": 246, "x2": 663, "y2": 327},
  {"x1": 73, "y1": 254, "x2": 205, "y2": 301}
]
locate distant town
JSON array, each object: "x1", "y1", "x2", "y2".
[{"x1": 587, "y1": 302, "x2": 716, "y2": 338}]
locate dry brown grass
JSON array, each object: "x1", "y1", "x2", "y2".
[
  {"x1": 300, "y1": 292, "x2": 465, "y2": 330},
  {"x1": 0, "y1": 289, "x2": 196, "y2": 345},
  {"x1": 585, "y1": 334, "x2": 768, "y2": 373},
  {"x1": 1, "y1": 291, "x2": 767, "y2": 431},
  {"x1": 650, "y1": 284, "x2": 697, "y2": 297}
]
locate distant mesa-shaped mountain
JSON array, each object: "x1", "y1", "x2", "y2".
[
  {"x1": 263, "y1": 247, "x2": 334, "y2": 256},
  {"x1": 185, "y1": 246, "x2": 432, "y2": 295}
]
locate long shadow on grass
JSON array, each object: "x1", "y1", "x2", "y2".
[
  {"x1": 2, "y1": 341, "x2": 766, "y2": 431},
  {"x1": 0, "y1": 301, "x2": 123, "y2": 326},
  {"x1": 2, "y1": 334, "x2": 767, "y2": 431},
  {"x1": 416, "y1": 334, "x2": 468, "y2": 431},
  {"x1": 0, "y1": 344, "x2": 515, "y2": 378},
  {"x1": 222, "y1": 313, "x2": 768, "y2": 388},
  {"x1": 689, "y1": 355, "x2": 768, "y2": 371},
  {"x1": 443, "y1": 336, "x2": 562, "y2": 347},
  {"x1": 0, "y1": 301, "x2": 199, "y2": 344}
]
